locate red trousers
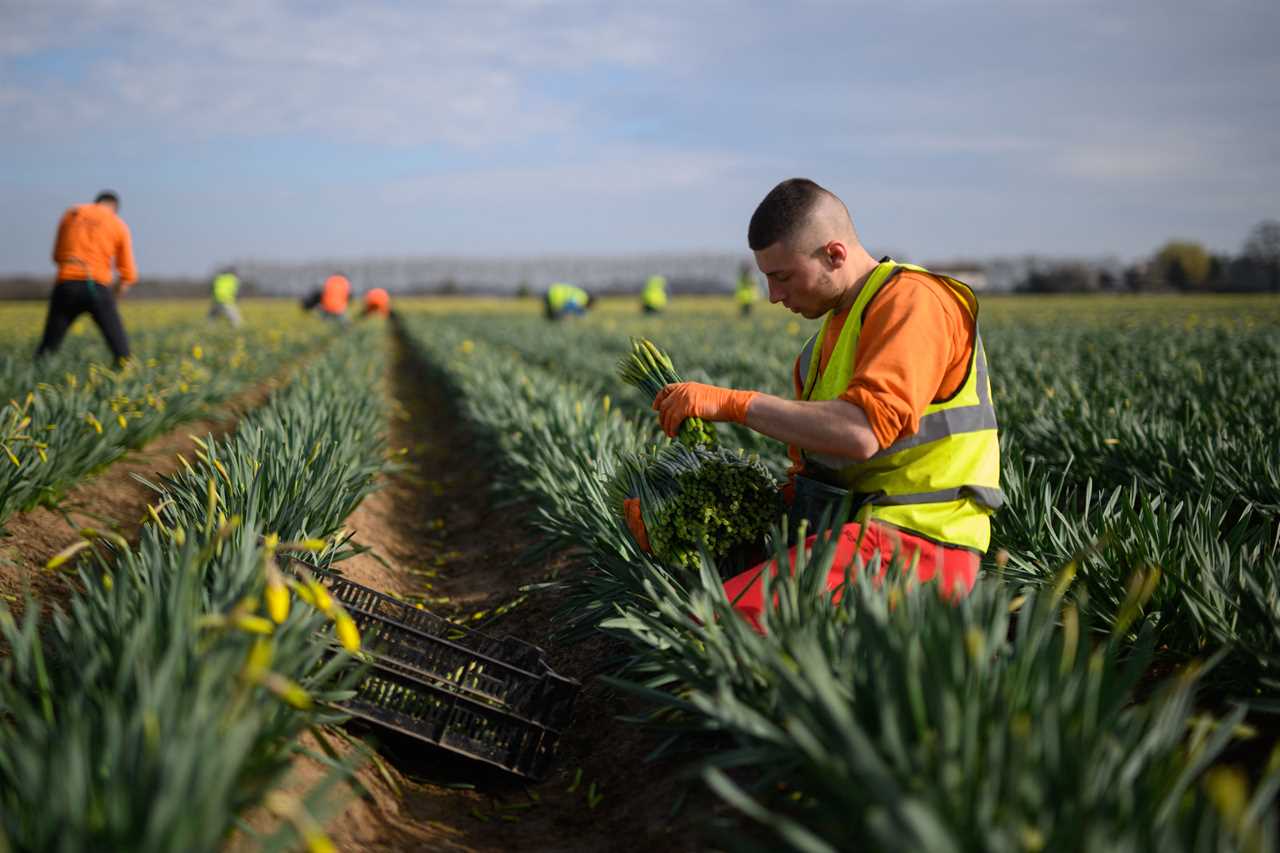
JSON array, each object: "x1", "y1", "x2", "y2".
[{"x1": 721, "y1": 521, "x2": 981, "y2": 634}]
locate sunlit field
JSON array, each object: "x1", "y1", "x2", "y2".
[{"x1": 2, "y1": 292, "x2": 1278, "y2": 851}]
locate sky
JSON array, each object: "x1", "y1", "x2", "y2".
[{"x1": 1, "y1": 0, "x2": 1278, "y2": 276}]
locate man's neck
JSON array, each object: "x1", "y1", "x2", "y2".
[{"x1": 830, "y1": 254, "x2": 883, "y2": 316}]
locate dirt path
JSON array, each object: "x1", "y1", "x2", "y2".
[
  {"x1": 0, "y1": 370, "x2": 288, "y2": 618},
  {"x1": 0, "y1": 329, "x2": 727, "y2": 851},
  {"x1": 305, "y1": 331, "x2": 728, "y2": 852}
]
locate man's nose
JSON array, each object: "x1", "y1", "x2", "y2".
[{"x1": 768, "y1": 283, "x2": 784, "y2": 303}]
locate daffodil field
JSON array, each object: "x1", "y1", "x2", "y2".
[
  {"x1": 1, "y1": 306, "x2": 389, "y2": 850},
  {"x1": 0, "y1": 301, "x2": 329, "y2": 527},
  {"x1": 395, "y1": 294, "x2": 1280, "y2": 851},
  {"x1": 0, "y1": 294, "x2": 1278, "y2": 851}
]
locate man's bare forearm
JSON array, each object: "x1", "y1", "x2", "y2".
[{"x1": 743, "y1": 395, "x2": 879, "y2": 462}]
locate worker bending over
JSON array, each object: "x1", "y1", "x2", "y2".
[
  {"x1": 735, "y1": 263, "x2": 760, "y2": 316},
  {"x1": 543, "y1": 282, "x2": 593, "y2": 320},
  {"x1": 302, "y1": 274, "x2": 351, "y2": 323},
  {"x1": 627, "y1": 178, "x2": 1003, "y2": 631},
  {"x1": 37, "y1": 190, "x2": 138, "y2": 363},
  {"x1": 209, "y1": 268, "x2": 242, "y2": 327},
  {"x1": 362, "y1": 287, "x2": 391, "y2": 318},
  {"x1": 641, "y1": 275, "x2": 668, "y2": 315}
]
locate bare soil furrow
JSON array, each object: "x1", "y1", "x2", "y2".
[{"x1": 302, "y1": 331, "x2": 722, "y2": 852}]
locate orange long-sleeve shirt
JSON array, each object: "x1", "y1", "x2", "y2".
[
  {"x1": 321, "y1": 275, "x2": 351, "y2": 314},
  {"x1": 791, "y1": 270, "x2": 976, "y2": 464},
  {"x1": 52, "y1": 203, "x2": 137, "y2": 285},
  {"x1": 363, "y1": 287, "x2": 390, "y2": 315}
]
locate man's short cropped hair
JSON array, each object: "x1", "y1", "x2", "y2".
[
  {"x1": 95, "y1": 190, "x2": 120, "y2": 206},
  {"x1": 747, "y1": 178, "x2": 831, "y2": 251}
]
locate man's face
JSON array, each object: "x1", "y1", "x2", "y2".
[{"x1": 753, "y1": 241, "x2": 838, "y2": 319}]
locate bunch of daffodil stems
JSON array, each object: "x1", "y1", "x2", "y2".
[{"x1": 614, "y1": 336, "x2": 781, "y2": 572}]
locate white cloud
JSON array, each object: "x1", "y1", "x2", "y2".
[
  {"x1": 0, "y1": 0, "x2": 690, "y2": 146},
  {"x1": 380, "y1": 145, "x2": 751, "y2": 205},
  {"x1": 1058, "y1": 141, "x2": 1206, "y2": 180}
]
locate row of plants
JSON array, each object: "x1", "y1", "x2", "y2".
[
  {"x1": 0, "y1": 299, "x2": 258, "y2": 394},
  {"x1": 395, "y1": 307, "x2": 1280, "y2": 850},
  {"x1": 408, "y1": 301, "x2": 1280, "y2": 696},
  {"x1": 0, "y1": 305, "x2": 334, "y2": 527},
  {"x1": 0, "y1": 325, "x2": 391, "y2": 852}
]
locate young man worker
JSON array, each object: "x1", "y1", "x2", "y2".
[
  {"x1": 37, "y1": 190, "x2": 138, "y2": 363},
  {"x1": 627, "y1": 178, "x2": 1003, "y2": 631}
]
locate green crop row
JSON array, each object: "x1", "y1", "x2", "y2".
[
  {"x1": 394, "y1": 301, "x2": 1280, "y2": 851},
  {"x1": 404, "y1": 301, "x2": 1280, "y2": 694},
  {"x1": 0, "y1": 326, "x2": 390, "y2": 852},
  {"x1": 0, "y1": 307, "x2": 333, "y2": 528}
]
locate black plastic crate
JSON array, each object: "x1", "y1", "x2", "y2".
[
  {"x1": 287, "y1": 561, "x2": 579, "y2": 780},
  {"x1": 341, "y1": 658, "x2": 564, "y2": 779}
]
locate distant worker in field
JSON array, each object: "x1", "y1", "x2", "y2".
[
  {"x1": 301, "y1": 273, "x2": 351, "y2": 323},
  {"x1": 36, "y1": 190, "x2": 137, "y2": 363},
  {"x1": 543, "y1": 282, "x2": 593, "y2": 321},
  {"x1": 625, "y1": 178, "x2": 1003, "y2": 631},
  {"x1": 735, "y1": 262, "x2": 761, "y2": 316},
  {"x1": 209, "y1": 268, "x2": 242, "y2": 327},
  {"x1": 641, "y1": 274, "x2": 668, "y2": 315},
  {"x1": 362, "y1": 287, "x2": 391, "y2": 318}
]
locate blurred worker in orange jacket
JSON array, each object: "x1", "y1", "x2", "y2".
[
  {"x1": 37, "y1": 190, "x2": 138, "y2": 363},
  {"x1": 301, "y1": 273, "x2": 351, "y2": 323},
  {"x1": 362, "y1": 287, "x2": 391, "y2": 318}
]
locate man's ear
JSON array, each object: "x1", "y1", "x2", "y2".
[{"x1": 825, "y1": 241, "x2": 848, "y2": 269}]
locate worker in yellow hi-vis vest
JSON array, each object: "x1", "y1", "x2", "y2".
[
  {"x1": 641, "y1": 274, "x2": 668, "y2": 315},
  {"x1": 209, "y1": 268, "x2": 241, "y2": 327},
  {"x1": 623, "y1": 178, "x2": 1003, "y2": 633},
  {"x1": 734, "y1": 262, "x2": 760, "y2": 317},
  {"x1": 543, "y1": 282, "x2": 593, "y2": 321}
]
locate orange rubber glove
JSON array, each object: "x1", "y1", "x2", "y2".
[
  {"x1": 623, "y1": 497, "x2": 651, "y2": 552},
  {"x1": 652, "y1": 382, "x2": 758, "y2": 438}
]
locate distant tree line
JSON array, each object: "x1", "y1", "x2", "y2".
[
  {"x1": 1019, "y1": 219, "x2": 1280, "y2": 294},
  {"x1": 0, "y1": 275, "x2": 232, "y2": 300}
]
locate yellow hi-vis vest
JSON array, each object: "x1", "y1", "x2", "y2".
[
  {"x1": 797, "y1": 260, "x2": 1003, "y2": 552},
  {"x1": 735, "y1": 274, "x2": 759, "y2": 305},
  {"x1": 547, "y1": 283, "x2": 588, "y2": 311},
  {"x1": 642, "y1": 275, "x2": 668, "y2": 309},
  {"x1": 212, "y1": 272, "x2": 239, "y2": 304}
]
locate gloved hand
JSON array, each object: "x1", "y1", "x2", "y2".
[
  {"x1": 652, "y1": 382, "x2": 758, "y2": 438},
  {"x1": 623, "y1": 497, "x2": 651, "y2": 552}
]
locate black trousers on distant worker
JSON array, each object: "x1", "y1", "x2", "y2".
[{"x1": 35, "y1": 279, "x2": 131, "y2": 362}]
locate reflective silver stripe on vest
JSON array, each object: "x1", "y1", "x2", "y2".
[
  {"x1": 867, "y1": 335, "x2": 997, "y2": 460},
  {"x1": 871, "y1": 484, "x2": 1005, "y2": 511},
  {"x1": 802, "y1": 331, "x2": 997, "y2": 468}
]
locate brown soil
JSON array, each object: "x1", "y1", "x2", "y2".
[
  {"x1": 0, "y1": 372, "x2": 286, "y2": 620},
  {"x1": 296, "y1": 332, "x2": 732, "y2": 852},
  {"x1": 0, "y1": 328, "x2": 735, "y2": 852}
]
